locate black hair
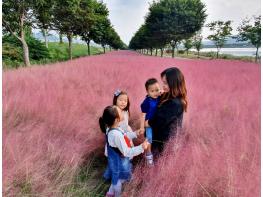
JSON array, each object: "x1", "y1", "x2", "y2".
[
  {"x1": 145, "y1": 78, "x2": 158, "y2": 90},
  {"x1": 99, "y1": 106, "x2": 120, "y2": 133},
  {"x1": 160, "y1": 67, "x2": 187, "y2": 112}
]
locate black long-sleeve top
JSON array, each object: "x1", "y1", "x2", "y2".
[{"x1": 148, "y1": 97, "x2": 184, "y2": 152}]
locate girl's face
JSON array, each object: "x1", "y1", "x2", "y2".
[
  {"x1": 116, "y1": 94, "x2": 128, "y2": 110},
  {"x1": 161, "y1": 75, "x2": 170, "y2": 93}
]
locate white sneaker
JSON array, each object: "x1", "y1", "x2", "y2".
[{"x1": 146, "y1": 154, "x2": 154, "y2": 166}]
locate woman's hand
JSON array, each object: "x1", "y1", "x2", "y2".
[{"x1": 142, "y1": 139, "x2": 149, "y2": 150}]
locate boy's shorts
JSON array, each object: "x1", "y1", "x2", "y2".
[{"x1": 145, "y1": 127, "x2": 153, "y2": 144}]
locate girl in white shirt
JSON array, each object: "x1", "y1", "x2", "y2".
[
  {"x1": 113, "y1": 90, "x2": 140, "y2": 145},
  {"x1": 99, "y1": 105, "x2": 149, "y2": 197}
]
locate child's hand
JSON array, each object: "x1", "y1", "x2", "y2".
[
  {"x1": 142, "y1": 139, "x2": 149, "y2": 150},
  {"x1": 135, "y1": 129, "x2": 141, "y2": 136},
  {"x1": 145, "y1": 120, "x2": 149, "y2": 127},
  {"x1": 137, "y1": 128, "x2": 145, "y2": 135}
]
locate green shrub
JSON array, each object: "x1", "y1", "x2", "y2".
[
  {"x1": 178, "y1": 50, "x2": 185, "y2": 54},
  {"x1": 2, "y1": 42, "x2": 23, "y2": 61},
  {"x1": 3, "y1": 34, "x2": 50, "y2": 61}
]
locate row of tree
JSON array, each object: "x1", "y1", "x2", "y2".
[
  {"x1": 3, "y1": 0, "x2": 126, "y2": 67},
  {"x1": 206, "y1": 17, "x2": 261, "y2": 61},
  {"x1": 129, "y1": 0, "x2": 207, "y2": 58},
  {"x1": 182, "y1": 17, "x2": 260, "y2": 61},
  {"x1": 129, "y1": 0, "x2": 261, "y2": 62}
]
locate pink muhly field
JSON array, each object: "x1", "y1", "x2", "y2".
[{"x1": 3, "y1": 51, "x2": 260, "y2": 196}]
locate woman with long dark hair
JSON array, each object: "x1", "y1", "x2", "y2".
[{"x1": 148, "y1": 67, "x2": 188, "y2": 152}]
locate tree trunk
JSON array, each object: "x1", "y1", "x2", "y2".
[
  {"x1": 67, "y1": 33, "x2": 73, "y2": 60},
  {"x1": 197, "y1": 50, "x2": 200, "y2": 58},
  {"x1": 59, "y1": 33, "x2": 63, "y2": 44},
  {"x1": 20, "y1": 27, "x2": 30, "y2": 66},
  {"x1": 150, "y1": 48, "x2": 153, "y2": 56},
  {"x1": 42, "y1": 29, "x2": 48, "y2": 48},
  {"x1": 255, "y1": 47, "x2": 259, "y2": 62},
  {"x1": 216, "y1": 47, "x2": 220, "y2": 58},
  {"x1": 172, "y1": 47, "x2": 175, "y2": 58},
  {"x1": 155, "y1": 49, "x2": 158, "y2": 56},
  {"x1": 21, "y1": 38, "x2": 30, "y2": 67},
  {"x1": 161, "y1": 48, "x2": 163, "y2": 57},
  {"x1": 110, "y1": 46, "x2": 112, "y2": 51},
  {"x1": 17, "y1": 12, "x2": 30, "y2": 66},
  {"x1": 187, "y1": 50, "x2": 189, "y2": 55},
  {"x1": 86, "y1": 40, "x2": 91, "y2": 56},
  {"x1": 103, "y1": 45, "x2": 105, "y2": 53}
]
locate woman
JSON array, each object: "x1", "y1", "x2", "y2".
[{"x1": 148, "y1": 67, "x2": 188, "y2": 152}]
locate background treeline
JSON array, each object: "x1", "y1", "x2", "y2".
[
  {"x1": 3, "y1": 0, "x2": 127, "y2": 68},
  {"x1": 129, "y1": 0, "x2": 261, "y2": 62}
]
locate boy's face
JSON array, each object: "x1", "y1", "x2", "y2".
[{"x1": 147, "y1": 83, "x2": 161, "y2": 99}]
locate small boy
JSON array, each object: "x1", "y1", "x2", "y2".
[{"x1": 140, "y1": 78, "x2": 161, "y2": 165}]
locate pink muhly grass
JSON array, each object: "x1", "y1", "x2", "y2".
[
  {"x1": 3, "y1": 50, "x2": 260, "y2": 196},
  {"x1": 124, "y1": 56, "x2": 260, "y2": 197}
]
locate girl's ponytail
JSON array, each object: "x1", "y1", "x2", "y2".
[
  {"x1": 99, "y1": 106, "x2": 120, "y2": 133},
  {"x1": 99, "y1": 117, "x2": 107, "y2": 133}
]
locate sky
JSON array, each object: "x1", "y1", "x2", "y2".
[{"x1": 103, "y1": 0, "x2": 261, "y2": 45}]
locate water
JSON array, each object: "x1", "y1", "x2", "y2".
[{"x1": 191, "y1": 48, "x2": 261, "y2": 57}]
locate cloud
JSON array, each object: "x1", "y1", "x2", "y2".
[{"x1": 103, "y1": 0, "x2": 261, "y2": 44}]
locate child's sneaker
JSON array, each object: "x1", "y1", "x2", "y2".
[
  {"x1": 146, "y1": 154, "x2": 154, "y2": 166},
  {"x1": 105, "y1": 192, "x2": 115, "y2": 197}
]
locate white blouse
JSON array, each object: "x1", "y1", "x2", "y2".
[
  {"x1": 118, "y1": 110, "x2": 137, "y2": 139},
  {"x1": 104, "y1": 128, "x2": 144, "y2": 159}
]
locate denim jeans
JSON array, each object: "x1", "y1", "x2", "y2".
[{"x1": 145, "y1": 127, "x2": 153, "y2": 144}]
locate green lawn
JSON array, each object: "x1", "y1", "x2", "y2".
[
  {"x1": 47, "y1": 42, "x2": 104, "y2": 61},
  {"x1": 3, "y1": 42, "x2": 106, "y2": 69}
]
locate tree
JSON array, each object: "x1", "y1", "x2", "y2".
[
  {"x1": 76, "y1": 0, "x2": 108, "y2": 55},
  {"x1": 193, "y1": 32, "x2": 203, "y2": 58},
  {"x1": 129, "y1": 24, "x2": 154, "y2": 54},
  {"x1": 59, "y1": 32, "x2": 63, "y2": 44},
  {"x1": 52, "y1": 0, "x2": 81, "y2": 59},
  {"x1": 184, "y1": 39, "x2": 193, "y2": 55},
  {"x1": 92, "y1": 18, "x2": 112, "y2": 53},
  {"x1": 130, "y1": 0, "x2": 207, "y2": 58},
  {"x1": 107, "y1": 28, "x2": 125, "y2": 50},
  {"x1": 237, "y1": 15, "x2": 261, "y2": 62},
  {"x1": 207, "y1": 20, "x2": 232, "y2": 58},
  {"x1": 32, "y1": 0, "x2": 53, "y2": 48},
  {"x1": 3, "y1": 0, "x2": 34, "y2": 66}
]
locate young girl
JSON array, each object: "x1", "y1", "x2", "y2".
[
  {"x1": 99, "y1": 105, "x2": 149, "y2": 197},
  {"x1": 113, "y1": 90, "x2": 140, "y2": 146}
]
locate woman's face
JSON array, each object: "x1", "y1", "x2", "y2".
[
  {"x1": 116, "y1": 94, "x2": 128, "y2": 110},
  {"x1": 161, "y1": 75, "x2": 170, "y2": 93}
]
